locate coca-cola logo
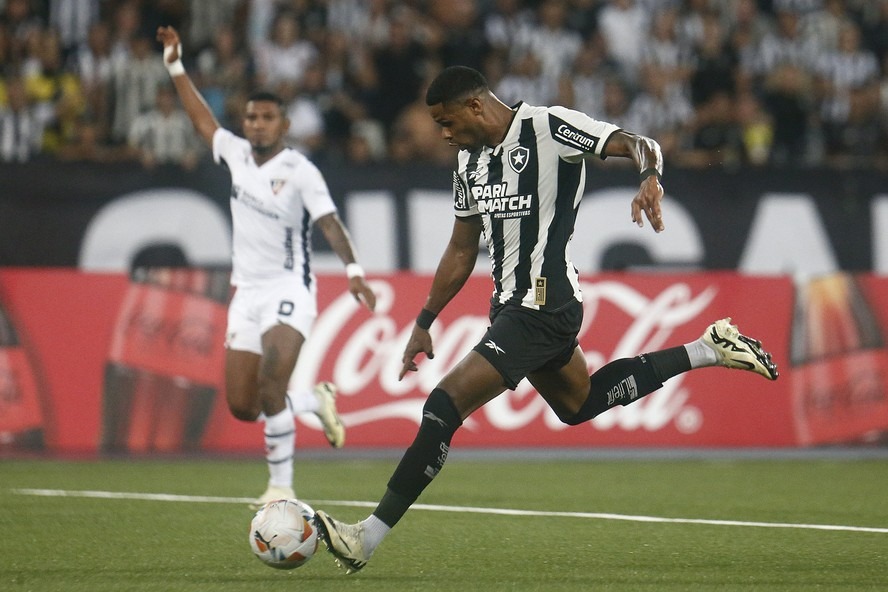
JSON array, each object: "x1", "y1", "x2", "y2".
[{"x1": 297, "y1": 279, "x2": 716, "y2": 436}]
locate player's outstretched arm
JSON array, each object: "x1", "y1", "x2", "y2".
[
  {"x1": 156, "y1": 26, "x2": 220, "y2": 146},
  {"x1": 399, "y1": 215, "x2": 481, "y2": 380},
  {"x1": 314, "y1": 213, "x2": 377, "y2": 312},
  {"x1": 604, "y1": 130, "x2": 665, "y2": 233}
]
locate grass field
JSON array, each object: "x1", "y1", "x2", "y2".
[{"x1": 2, "y1": 454, "x2": 887, "y2": 591}]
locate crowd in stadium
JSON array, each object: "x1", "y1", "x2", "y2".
[{"x1": 2, "y1": 0, "x2": 888, "y2": 170}]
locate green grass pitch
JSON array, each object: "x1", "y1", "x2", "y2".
[{"x1": 2, "y1": 455, "x2": 887, "y2": 591}]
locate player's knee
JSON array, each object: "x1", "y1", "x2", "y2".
[
  {"x1": 422, "y1": 388, "x2": 463, "y2": 435},
  {"x1": 228, "y1": 400, "x2": 259, "y2": 422}
]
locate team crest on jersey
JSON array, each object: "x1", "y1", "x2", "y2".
[
  {"x1": 270, "y1": 179, "x2": 286, "y2": 194},
  {"x1": 508, "y1": 146, "x2": 530, "y2": 174}
]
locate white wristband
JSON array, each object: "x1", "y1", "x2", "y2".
[
  {"x1": 163, "y1": 44, "x2": 185, "y2": 77},
  {"x1": 346, "y1": 263, "x2": 365, "y2": 279}
]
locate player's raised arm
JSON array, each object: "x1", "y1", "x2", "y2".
[
  {"x1": 604, "y1": 129, "x2": 665, "y2": 233},
  {"x1": 156, "y1": 26, "x2": 219, "y2": 146}
]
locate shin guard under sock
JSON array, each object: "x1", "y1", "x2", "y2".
[
  {"x1": 373, "y1": 388, "x2": 462, "y2": 527},
  {"x1": 564, "y1": 356, "x2": 666, "y2": 425}
]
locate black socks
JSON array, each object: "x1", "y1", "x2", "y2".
[{"x1": 373, "y1": 388, "x2": 462, "y2": 527}]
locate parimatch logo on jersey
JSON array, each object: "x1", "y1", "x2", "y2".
[{"x1": 471, "y1": 182, "x2": 533, "y2": 219}]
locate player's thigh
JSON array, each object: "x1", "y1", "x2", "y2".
[
  {"x1": 439, "y1": 351, "x2": 509, "y2": 420},
  {"x1": 259, "y1": 323, "x2": 305, "y2": 389},
  {"x1": 528, "y1": 347, "x2": 590, "y2": 419}
]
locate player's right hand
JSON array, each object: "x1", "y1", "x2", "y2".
[
  {"x1": 399, "y1": 325, "x2": 435, "y2": 380},
  {"x1": 156, "y1": 26, "x2": 181, "y2": 62}
]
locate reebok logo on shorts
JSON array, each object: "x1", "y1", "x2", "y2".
[{"x1": 485, "y1": 340, "x2": 505, "y2": 355}]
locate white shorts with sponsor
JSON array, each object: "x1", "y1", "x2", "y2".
[{"x1": 225, "y1": 276, "x2": 317, "y2": 354}]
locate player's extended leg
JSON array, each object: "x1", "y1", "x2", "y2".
[
  {"x1": 315, "y1": 351, "x2": 505, "y2": 574},
  {"x1": 532, "y1": 317, "x2": 778, "y2": 426}
]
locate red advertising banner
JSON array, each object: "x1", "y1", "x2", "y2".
[{"x1": 1, "y1": 268, "x2": 887, "y2": 454}]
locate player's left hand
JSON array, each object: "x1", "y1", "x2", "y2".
[
  {"x1": 349, "y1": 276, "x2": 377, "y2": 311},
  {"x1": 631, "y1": 175, "x2": 665, "y2": 233}
]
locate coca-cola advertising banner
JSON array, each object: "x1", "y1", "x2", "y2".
[{"x1": 2, "y1": 268, "x2": 887, "y2": 454}]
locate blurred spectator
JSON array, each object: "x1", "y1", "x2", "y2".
[
  {"x1": 690, "y1": 10, "x2": 738, "y2": 107},
  {"x1": 813, "y1": 21, "x2": 881, "y2": 166},
  {"x1": 496, "y1": 51, "x2": 557, "y2": 107},
  {"x1": 483, "y1": 0, "x2": 533, "y2": 62},
  {"x1": 23, "y1": 29, "x2": 85, "y2": 153},
  {"x1": 2, "y1": 0, "x2": 42, "y2": 65},
  {"x1": 597, "y1": 0, "x2": 650, "y2": 83},
  {"x1": 253, "y1": 10, "x2": 318, "y2": 93},
  {"x1": 736, "y1": 90, "x2": 774, "y2": 166},
  {"x1": 73, "y1": 21, "x2": 112, "y2": 136},
  {"x1": 366, "y1": 8, "x2": 430, "y2": 135},
  {"x1": 283, "y1": 62, "x2": 326, "y2": 156},
  {"x1": 800, "y1": 0, "x2": 849, "y2": 52},
  {"x1": 57, "y1": 116, "x2": 128, "y2": 162},
  {"x1": 625, "y1": 65, "x2": 694, "y2": 158},
  {"x1": 513, "y1": 0, "x2": 582, "y2": 82},
  {"x1": 429, "y1": 0, "x2": 490, "y2": 73},
  {"x1": 763, "y1": 63, "x2": 814, "y2": 166},
  {"x1": 641, "y1": 8, "x2": 694, "y2": 88},
  {"x1": 49, "y1": 0, "x2": 100, "y2": 59},
  {"x1": 127, "y1": 83, "x2": 201, "y2": 170},
  {"x1": 109, "y1": 34, "x2": 169, "y2": 143},
  {"x1": 0, "y1": 75, "x2": 42, "y2": 162},
  {"x1": 108, "y1": 0, "x2": 142, "y2": 68},
  {"x1": 187, "y1": 0, "x2": 243, "y2": 53},
  {"x1": 558, "y1": 34, "x2": 621, "y2": 118},
  {"x1": 389, "y1": 98, "x2": 456, "y2": 167},
  {"x1": 681, "y1": 90, "x2": 744, "y2": 168},
  {"x1": 194, "y1": 24, "x2": 253, "y2": 125}
]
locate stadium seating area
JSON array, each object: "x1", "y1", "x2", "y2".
[{"x1": 2, "y1": 0, "x2": 888, "y2": 169}]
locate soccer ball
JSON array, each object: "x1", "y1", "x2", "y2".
[{"x1": 249, "y1": 498, "x2": 318, "y2": 569}]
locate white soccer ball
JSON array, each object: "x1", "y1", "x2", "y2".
[{"x1": 249, "y1": 498, "x2": 318, "y2": 569}]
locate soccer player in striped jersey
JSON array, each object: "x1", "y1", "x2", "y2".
[
  {"x1": 156, "y1": 26, "x2": 377, "y2": 509},
  {"x1": 314, "y1": 66, "x2": 778, "y2": 573}
]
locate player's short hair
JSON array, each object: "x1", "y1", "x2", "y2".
[
  {"x1": 246, "y1": 90, "x2": 285, "y2": 108},
  {"x1": 425, "y1": 66, "x2": 489, "y2": 107}
]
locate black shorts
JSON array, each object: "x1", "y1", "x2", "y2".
[{"x1": 472, "y1": 299, "x2": 583, "y2": 390}]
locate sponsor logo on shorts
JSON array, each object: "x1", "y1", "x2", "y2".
[{"x1": 485, "y1": 339, "x2": 505, "y2": 355}]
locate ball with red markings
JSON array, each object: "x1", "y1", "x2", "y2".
[{"x1": 249, "y1": 498, "x2": 318, "y2": 569}]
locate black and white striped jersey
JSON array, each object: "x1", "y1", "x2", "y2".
[{"x1": 452, "y1": 102, "x2": 619, "y2": 311}]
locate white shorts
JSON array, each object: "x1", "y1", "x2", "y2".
[{"x1": 225, "y1": 277, "x2": 317, "y2": 354}]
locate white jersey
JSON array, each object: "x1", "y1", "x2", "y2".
[
  {"x1": 452, "y1": 102, "x2": 619, "y2": 311},
  {"x1": 213, "y1": 128, "x2": 337, "y2": 287}
]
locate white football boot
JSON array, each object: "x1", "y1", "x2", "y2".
[
  {"x1": 702, "y1": 317, "x2": 778, "y2": 380},
  {"x1": 314, "y1": 510, "x2": 372, "y2": 574},
  {"x1": 314, "y1": 382, "x2": 346, "y2": 448},
  {"x1": 249, "y1": 484, "x2": 296, "y2": 511}
]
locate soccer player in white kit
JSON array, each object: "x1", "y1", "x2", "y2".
[{"x1": 157, "y1": 26, "x2": 377, "y2": 508}]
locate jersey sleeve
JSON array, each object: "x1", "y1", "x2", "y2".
[
  {"x1": 452, "y1": 169, "x2": 478, "y2": 218},
  {"x1": 212, "y1": 127, "x2": 243, "y2": 165},
  {"x1": 547, "y1": 106, "x2": 620, "y2": 163},
  {"x1": 298, "y1": 161, "x2": 338, "y2": 221}
]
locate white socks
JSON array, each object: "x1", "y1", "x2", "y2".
[
  {"x1": 360, "y1": 514, "x2": 391, "y2": 554},
  {"x1": 263, "y1": 408, "x2": 295, "y2": 488},
  {"x1": 287, "y1": 388, "x2": 320, "y2": 415},
  {"x1": 684, "y1": 339, "x2": 719, "y2": 369}
]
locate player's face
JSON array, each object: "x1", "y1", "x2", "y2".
[
  {"x1": 243, "y1": 100, "x2": 289, "y2": 154},
  {"x1": 429, "y1": 98, "x2": 485, "y2": 152}
]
